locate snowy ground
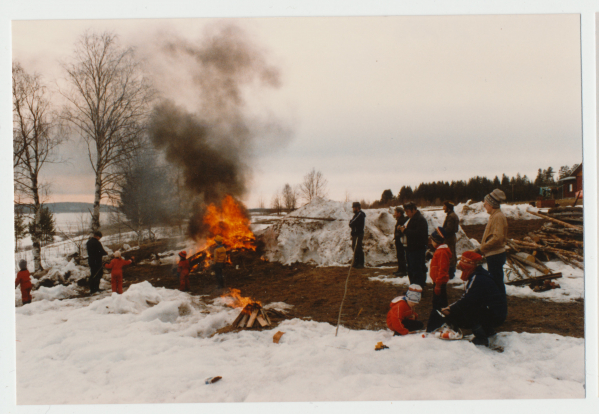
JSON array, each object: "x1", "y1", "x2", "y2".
[{"x1": 15, "y1": 282, "x2": 584, "y2": 404}]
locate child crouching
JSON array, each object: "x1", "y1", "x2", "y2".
[
  {"x1": 386, "y1": 284, "x2": 423, "y2": 335},
  {"x1": 15, "y1": 259, "x2": 32, "y2": 305},
  {"x1": 104, "y1": 251, "x2": 134, "y2": 294}
]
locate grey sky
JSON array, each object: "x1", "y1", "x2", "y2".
[{"x1": 12, "y1": 14, "x2": 582, "y2": 207}]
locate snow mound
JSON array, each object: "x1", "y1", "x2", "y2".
[
  {"x1": 260, "y1": 199, "x2": 475, "y2": 267},
  {"x1": 88, "y1": 281, "x2": 164, "y2": 315},
  {"x1": 454, "y1": 201, "x2": 539, "y2": 225}
]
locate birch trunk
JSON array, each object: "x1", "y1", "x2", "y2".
[{"x1": 31, "y1": 179, "x2": 43, "y2": 271}]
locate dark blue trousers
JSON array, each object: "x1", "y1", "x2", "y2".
[
  {"x1": 486, "y1": 252, "x2": 507, "y2": 295},
  {"x1": 406, "y1": 249, "x2": 426, "y2": 287}
]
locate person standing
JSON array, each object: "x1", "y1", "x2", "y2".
[
  {"x1": 104, "y1": 251, "x2": 134, "y2": 294},
  {"x1": 213, "y1": 235, "x2": 228, "y2": 289},
  {"x1": 393, "y1": 206, "x2": 408, "y2": 276},
  {"x1": 399, "y1": 202, "x2": 428, "y2": 288},
  {"x1": 426, "y1": 227, "x2": 451, "y2": 331},
  {"x1": 177, "y1": 251, "x2": 191, "y2": 292},
  {"x1": 349, "y1": 201, "x2": 366, "y2": 269},
  {"x1": 480, "y1": 189, "x2": 508, "y2": 294},
  {"x1": 86, "y1": 231, "x2": 107, "y2": 294},
  {"x1": 442, "y1": 201, "x2": 460, "y2": 279},
  {"x1": 15, "y1": 259, "x2": 33, "y2": 305}
]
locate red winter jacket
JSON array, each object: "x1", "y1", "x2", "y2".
[
  {"x1": 386, "y1": 297, "x2": 418, "y2": 336},
  {"x1": 15, "y1": 269, "x2": 32, "y2": 290},
  {"x1": 105, "y1": 258, "x2": 132, "y2": 277},
  {"x1": 430, "y1": 244, "x2": 452, "y2": 287},
  {"x1": 178, "y1": 259, "x2": 190, "y2": 277}
]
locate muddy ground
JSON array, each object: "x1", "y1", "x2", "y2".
[{"x1": 117, "y1": 238, "x2": 584, "y2": 339}]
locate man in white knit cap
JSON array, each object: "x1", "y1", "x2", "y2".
[{"x1": 480, "y1": 189, "x2": 508, "y2": 294}]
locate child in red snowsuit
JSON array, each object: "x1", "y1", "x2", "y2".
[
  {"x1": 104, "y1": 251, "x2": 133, "y2": 294},
  {"x1": 177, "y1": 251, "x2": 190, "y2": 292},
  {"x1": 386, "y1": 284, "x2": 423, "y2": 335},
  {"x1": 15, "y1": 259, "x2": 32, "y2": 305},
  {"x1": 426, "y1": 227, "x2": 452, "y2": 331}
]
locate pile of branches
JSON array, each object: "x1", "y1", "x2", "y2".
[{"x1": 504, "y1": 207, "x2": 583, "y2": 287}]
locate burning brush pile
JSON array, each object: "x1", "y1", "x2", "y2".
[
  {"x1": 187, "y1": 195, "x2": 257, "y2": 271},
  {"x1": 505, "y1": 206, "x2": 583, "y2": 292}
]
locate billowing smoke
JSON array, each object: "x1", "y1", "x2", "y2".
[{"x1": 148, "y1": 24, "x2": 288, "y2": 240}]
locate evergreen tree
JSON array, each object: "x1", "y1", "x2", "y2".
[
  {"x1": 28, "y1": 205, "x2": 56, "y2": 245},
  {"x1": 14, "y1": 206, "x2": 27, "y2": 252}
]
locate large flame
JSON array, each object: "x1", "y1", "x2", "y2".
[
  {"x1": 220, "y1": 288, "x2": 261, "y2": 308},
  {"x1": 189, "y1": 195, "x2": 256, "y2": 270},
  {"x1": 203, "y1": 195, "x2": 256, "y2": 251}
]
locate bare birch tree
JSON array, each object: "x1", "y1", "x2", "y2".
[
  {"x1": 299, "y1": 168, "x2": 328, "y2": 204},
  {"x1": 13, "y1": 62, "x2": 65, "y2": 271},
  {"x1": 61, "y1": 31, "x2": 153, "y2": 232}
]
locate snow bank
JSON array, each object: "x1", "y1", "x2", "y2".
[
  {"x1": 453, "y1": 201, "x2": 540, "y2": 225},
  {"x1": 15, "y1": 283, "x2": 584, "y2": 404},
  {"x1": 260, "y1": 199, "x2": 475, "y2": 267}
]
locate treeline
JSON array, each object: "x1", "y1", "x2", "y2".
[{"x1": 366, "y1": 165, "x2": 577, "y2": 209}]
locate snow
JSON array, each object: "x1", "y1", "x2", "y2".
[
  {"x1": 453, "y1": 201, "x2": 540, "y2": 225},
  {"x1": 260, "y1": 199, "x2": 489, "y2": 267},
  {"x1": 15, "y1": 282, "x2": 584, "y2": 404}
]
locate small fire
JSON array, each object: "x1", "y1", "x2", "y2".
[{"x1": 220, "y1": 288, "x2": 261, "y2": 309}]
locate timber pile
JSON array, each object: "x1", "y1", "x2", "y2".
[
  {"x1": 504, "y1": 207, "x2": 583, "y2": 289},
  {"x1": 231, "y1": 302, "x2": 272, "y2": 329}
]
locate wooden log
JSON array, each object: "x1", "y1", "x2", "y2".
[
  {"x1": 283, "y1": 216, "x2": 338, "y2": 221},
  {"x1": 505, "y1": 257, "x2": 525, "y2": 281},
  {"x1": 527, "y1": 210, "x2": 582, "y2": 230},
  {"x1": 510, "y1": 240, "x2": 583, "y2": 261},
  {"x1": 238, "y1": 313, "x2": 249, "y2": 328},
  {"x1": 261, "y1": 309, "x2": 272, "y2": 325},
  {"x1": 246, "y1": 308, "x2": 259, "y2": 328},
  {"x1": 510, "y1": 252, "x2": 551, "y2": 275},
  {"x1": 505, "y1": 272, "x2": 562, "y2": 286},
  {"x1": 256, "y1": 314, "x2": 268, "y2": 327},
  {"x1": 553, "y1": 252, "x2": 584, "y2": 270},
  {"x1": 232, "y1": 309, "x2": 247, "y2": 327},
  {"x1": 508, "y1": 255, "x2": 530, "y2": 278}
]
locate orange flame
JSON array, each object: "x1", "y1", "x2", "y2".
[
  {"x1": 203, "y1": 195, "x2": 256, "y2": 250},
  {"x1": 220, "y1": 288, "x2": 261, "y2": 308}
]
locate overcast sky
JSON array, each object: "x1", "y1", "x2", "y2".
[{"x1": 12, "y1": 14, "x2": 582, "y2": 207}]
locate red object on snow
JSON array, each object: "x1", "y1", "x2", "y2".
[{"x1": 386, "y1": 298, "x2": 418, "y2": 336}]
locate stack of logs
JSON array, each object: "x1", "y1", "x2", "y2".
[
  {"x1": 505, "y1": 207, "x2": 583, "y2": 290},
  {"x1": 231, "y1": 302, "x2": 272, "y2": 329}
]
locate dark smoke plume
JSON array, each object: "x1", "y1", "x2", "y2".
[{"x1": 148, "y1": 24, "x2": 288, "y2": 240}]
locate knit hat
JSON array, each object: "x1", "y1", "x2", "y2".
[
  {"x1": 114, "y1": 251, "x2": 121, "y2": 258},
  {"x1": 18, "y1": 259, "x2": 27, "y2": 270},
  {"x1": 352, "y1": 202, "x2": 361, "y2": 208},
  {"x1": 430, "y1": 226, "x2": 447, "y2": 244},
  {"x1": 179, "y1": 250, "x2": 187, "y2": 258},
  {"x1": 405, "y1": 284, "x2": 422, "y2": 303},
  {"x1": 214, "y1": 235, "x2": 224, "y2": 244},
  {"x1": 457, "y1": 251, "x2": 483, "y2": 280},
  {"x1": 484, "y1": 189, "x2": 506, "y2": 209}
]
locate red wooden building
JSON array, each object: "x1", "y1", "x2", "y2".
[{"x1": 558, "y1": 163, "x2": 582, "y2": 198}]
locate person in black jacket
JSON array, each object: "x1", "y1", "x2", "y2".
[
  {"x1": 86, "y1": 231, "x2": 108, "y2": 294},
  {"x1": 393, "y1": 206, "x2": 408, "y2": 276},
  {"x1": 435, "y1": 251, "x2": 508, "y2": 347},
  {"x1": 349, "y1": 201, "x2": 366, "y2": 269},
  {"x1": 399, "y1": 202, "x2": 428, "y2": 287}
]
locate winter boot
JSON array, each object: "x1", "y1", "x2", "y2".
[{"x1": 471, "y1": 326, "x2": 489, "y2": 347}]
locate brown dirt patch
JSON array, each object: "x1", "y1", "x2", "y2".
[{"x1": 120, "y1": 246, "x2": 583, "y2": 338}]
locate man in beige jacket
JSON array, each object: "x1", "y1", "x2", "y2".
[{"x1": 480, "y1": 189, "x2": 508, "y2": 295}]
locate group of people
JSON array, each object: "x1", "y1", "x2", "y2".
[{"x1": 349, "y1": 188, "x2": 510, "y2": 347}]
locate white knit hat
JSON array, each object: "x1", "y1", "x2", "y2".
[
  {"x1": 405, "y1": 284, "x2": 422, "y2": 303},
  {"x1": 114, "y1": 251, "x2": 122, "y2": 258}
]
